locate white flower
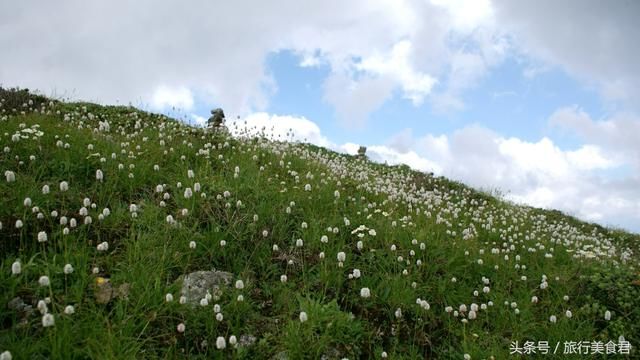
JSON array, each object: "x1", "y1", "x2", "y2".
[
  {"x1": 200, "y1": 298, "x2": 209, "y2": 306},
  {"x1": 229, "y1": 335, "x2": 237, "y2": 346},
  {"x1": 216, "y1": 336, "x2": 226, "y2": 349},
  {"x1": 184, "y1": 188, "x2": 193, "y2": 199},
  {"x1": 262, "y1": 230, "x2": 269, "y2": 238},
  {"x1": 187, "y1": 169, "x2": 195, "y2": 178},
  {"x1": 604, "y1": 310, "x2": 612, "y2": 321},
  {"x1": 63, "y1": 264, "x2": 74, "y2": 274},
  {"x1": 464, "y1": 354, "x2": 471, "y2": 360},
  {"x1": 352, "y1": 269, "x2": 361, "y2": 278},
  {"x1": 165, "y1": 293, "x2": 174, "y2": 302},
  {"x1": 381, "y1": 351, "x2": 388, "y2": 358},
  {"x1": 280, "y1": 275, "x2": 288, "y2": 283},
  {"x1": 565, "y1": 310, "x2": 572, "y2": 318},
  {"x1": 11, "y1": 260, "x2": 21, "y2": 275},
  {"x1": 549, "y1": 315, "x2": 557, "y2": 323},
  {"x1": 395, "y1": 308, "x2": 402, "y2": 319},
  {"x1": 38, "y1": 275, "x2": 50, "y2": 287},
  {"x1": 237, "y1": 294, "x2": 244, "y2": 302},
  {"x1": 0, "y1": 350, "x2": 12, "y2": 360},
  {"x1": 299, "y1": 311, "x2": 308, "y2": 322},
  {"x1": 42, "y1": 313, "x2": 55, "y2": 327},
  {"x1": 37, "y1": 300, "x2": 48, "y2": 314},
  {"x1": 468, "y1": 310, "x2": 477, "y2": 320},
  {"x1": 96, "y1": 169, "x2": 104, "y2": 181},
  {"x1": 59, "y1": 181, "x2": 69, "y2": 192},
  {"x1": 235, "y1": 280, "x2": 244, "y2": 289},
  {"x1": 304, "y1": 184, "x2": 311, "y2": 191},
  {"x1": 42, "y1": 184, "x2": 50, "y2": 194},
  {"x1": 64, "y1": 305, "x2": 75, "y2": 315},
  {"x1": 37, "y1": 231, "x2": 48, "y2": 243},
  {"x1": 97, "y1": 242, "x2": 109, "y2": 252},
  {"x1": 177, "y1": 323, "x2": 185, "y2": 333},
  {"x1": 296, "y1": 239, "x2": 303, "y2": 247},
  {"x1": 360, "y1": 287, "x2": 371, "y2": 298},
  {"x1": 4, "y1": 170, "x2": 16, "y2": 182},
  {"x1": 337, "y1": 252, "x2": 346, "y2": 262},
  {"x1": 179, "y1": 296, "x2": 187, "y2": 304},
  {"x1": 216, "y1": 313, "x2": 224, "y2": 321},
  {"x1": 189, "y1": 241, "x2": 196, "y2": 249}
]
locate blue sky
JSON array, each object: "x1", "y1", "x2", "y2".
[{"x1": 1, "y1": 0, "x2": 639, "y2": 232}]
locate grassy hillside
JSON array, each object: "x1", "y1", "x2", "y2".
[{"x1": 1, "y1": 88, "x2": 639, "y2": 359}]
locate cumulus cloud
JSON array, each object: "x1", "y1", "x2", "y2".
[
  {"x1": 0, "y1": 0, "x2": 506, "y2": 124},
  {"x1": 492, "y1": 0, "x2": 640, "y2": 107},
  {"x1": 549, "y1": 106, "x2": 640, "y2": 169},
  {"x1": 228, "y1": 112, "x2": 332, "y2": 147},
  {"x1": 372, "y1": 123, "x2": 639, "y2": 232}
]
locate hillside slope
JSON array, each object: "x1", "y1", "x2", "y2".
[{"x1": 1, "y1": 88, "x2": 639, "y2": 359}]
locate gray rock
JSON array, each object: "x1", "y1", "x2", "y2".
[
  {"x1": 239, "y1": 334, "x2": 257, "y2": 348},
  {"x1": 7, "y1": 297, "x2": 34, "y2": 327},
  {"x1": 179, "y1": 270, "x2": 234, "y2": 305}
]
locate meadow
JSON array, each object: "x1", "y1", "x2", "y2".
[{"x1": 1, "y1": 88, "x2": 639, "y2": 359}]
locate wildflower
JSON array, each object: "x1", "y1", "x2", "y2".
[
  {"x1": 360, "y1": 287, "x2": 371, "y2": 298},
  {"x1": 59, "y1": 181, "x2": 69, "y2": 191},
  {"x1": 280, "y1": 275, "x2": 288, "y2": 283},
  {"x1": 97, "y1": 242, "x2": 109, "y2": 251},
  {"x1": 565, "y1": 310, "x2": 572, "y2": 318},
  {"x1": 229, "y1": 335, "x2": 237, "y2": 347},
  {"x1": 237, "y1": 294, "x2": 244, "y2": 302},
  {"x1": 15, "y1": 220, "x2": 23, "y2": 229},
  {"x1": 37, "y1": 300, "x2": 48, "y2": 314},
  {"x1": 4, "y1": 170, "x2": 16, "y2": 182},
  {"x1": 96, "y1": 169, "x2": 104, "y2": 181},
  {"x1": 64, "y1": 305, "x2": 75, "y2": 315},
  {"x1": 179, "y1": 296, "x2": 187, "y2": 304},
  {"x1": 216, "y1": 336, "x2": 226, "y2": 349},
  {"x1": 549, "y1": 315, "x2": 557, "y2": 323},
  {"x1": 184, "y1": 188, "x2": 193, "y2": 199},
  {"x1": 381, "y1": 352, "x2": 388, "y2": 358},
  {"x1": 235, "y1": 280, "x2": 244, "y2": 289},
  {"x1": 39, "y1": 275, "x2": 50, "y2": 287},
  {"x1": 38, "y1": 231, "x2": 47, "y2": 242},
  {"x1": 177, "y1": 323, "x2": 185, "y2": 333},
  {"x1": 604, "y1": 310, "x2": 612, "y2": 321},
  {"x1": 353, "y1": 269, "x2": 361, "y2": 278},
  {"x1": 42, "y1": 184, "x2": 50, "y2": 194},
  {"x1": 42, "y1": 313, "x2": 55, "y2": 327},
  {"x1": 395, "y1": 308, "x2": 402, "y2": 319},
  {"x1": 0, "y1": 350, "x2": 12, "y2": 360},
  {"x1": 216, "y1": 313, "x2": 224, "y2": 321},
  {"x1": 299, "y1": 311, "x2": 308, "y2": 322},
  {"x1": 165, "y1": 293, "x2": 174, "y2": 302},
  {"x1": 11, "y1": 260, "x2": 21, "y2": 275},
  {"x1": 296, "y1": 239, "x2": 303, "y2": 247},
  {"x1": 189, "y1": 241, "x2": 196, "y2": 249},
  {"x1": 200, "y1": 298, "x2": 209, "y2": 306},
  {"x1": 304, "y1": 184, "x2": 311, "y2": 191},
  {"x1": 464, "y1": 354, "x2": 471, "y2": 360},
  {"x1": 262, "y1": 230, "x2": 269, "y2": 238},
  {"x1": 63, "y1": 264, "x2": 74, "y2": 274},
  {"x1": 220, "y1": 240, "x2": 226, "y2": 247},
  {"x1": 337, "y1": 252, "x2": 346, "y2": 262}
]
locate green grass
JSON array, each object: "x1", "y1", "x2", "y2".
[{"x1": 1, "y1": 88, "x2": 639, "y2": 359}]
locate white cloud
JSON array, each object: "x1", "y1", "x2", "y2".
[
  {"x1": 549, "y1": 106, "x2": 640, "y2": 169},
  {"x1": 379, "y1": 123, "x2": 640, "y2": 232},
  {"x1": 151, "y1": 86, "x2": 194, "y2": 111},
  {"x1": 228, "y1": 112, "x2": 332, "y2": 147},
  {"x1": 0, "y1": 0, "x2": 508, "y2": 124},
  {"x1": 492, "y1": 0, "x2": 640, "y2": 107}
]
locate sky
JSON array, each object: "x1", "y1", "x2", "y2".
[{"x1": 1, "y1": 0, "x2": 639, "y2": 232}]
